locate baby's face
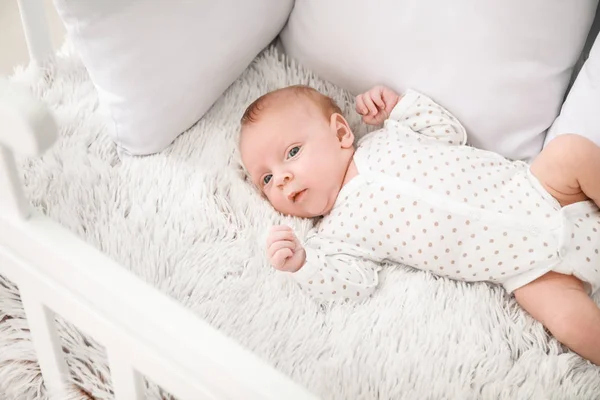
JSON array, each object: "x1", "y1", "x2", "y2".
[{"x1": 240, "y1": 100, "x2": 354, "y2": 218}]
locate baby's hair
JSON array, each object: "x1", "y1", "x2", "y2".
[{"x1": 240, "y1": 85, "x2": 342, "y2": 127}]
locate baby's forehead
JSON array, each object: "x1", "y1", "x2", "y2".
[
  {"x1": 263, "y1": 96, "x2": 317, "y2": 121},
  {"x1": 258, "y1": 92, "x2": 323, "y2": 123},
  {"x1": 238, "y1": 89, "x2": 325, "y2": 157},
  {"x1": 240, "y1": 103, "x2": 310, "y2": 140}
]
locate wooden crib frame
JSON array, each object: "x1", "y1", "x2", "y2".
[{"x1": 0, "y1": 1, "x2": 318, "y2": 399}]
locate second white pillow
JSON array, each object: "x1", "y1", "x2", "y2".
[{"x1": 280, "y1": 0, "x2": 598, "y2": 162}]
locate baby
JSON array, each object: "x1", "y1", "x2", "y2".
[{"x1": 239, "y1": 85, "x2": 600, "y2": 365}]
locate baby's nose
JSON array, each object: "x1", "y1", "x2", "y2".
[{"x1": 276, "y1": 172, "x2": 293, "y2": 186}]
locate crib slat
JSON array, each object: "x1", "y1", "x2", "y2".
[
  {"x1": 109, "y1": 351, "x2": 145, "y2": 400},
  {"x1": 0, "y1": 146, "x2": 30, "y2": 218},
  {"x1": 19, "y1": 287, "x2": 70, "y2": 399},
  {"x1": 16, "y1": 0, "x2": 54, "y2": 63},
  {"x1": 0, "y1": 79, "x2": 58, "y2": 220}
]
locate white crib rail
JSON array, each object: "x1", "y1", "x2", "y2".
[
  {"x1": 17, "y1": 0, "x2": 54, "y2": 63},
  {"x1": 0, "y1": 79, "x2": 317, "y2": 400},
  {"x1": 0, "y1": 2, "x2": 319, "y2": 399}
]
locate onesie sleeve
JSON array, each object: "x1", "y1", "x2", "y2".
[
  {"x1": 290, "y1": 231, "x2": 382, "y2": 302},
  {"x1": 386, "y1": 89, "x2": 467, "y2": 146}
]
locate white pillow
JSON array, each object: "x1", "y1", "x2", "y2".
[
  {"x1": 546, "y1": 33, "x2": 600, "y2": 147},
  {"x1": 280, "y1": 0, "x2": 598, "y2": 162},
  {"x1": 54, "y1": 0, "x2": 293, "y2": 155}
]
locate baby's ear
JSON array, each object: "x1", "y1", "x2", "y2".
[{"x1": 330, "y1": 113, "x2": 354, "y2": 148}]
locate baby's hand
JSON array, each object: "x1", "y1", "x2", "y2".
[
  {"x1": 356, "y1": 85, "x2": 401, "y2": 126},
  {"x1": 266, "y1": 225, "x2": 306, "y2": 273}
]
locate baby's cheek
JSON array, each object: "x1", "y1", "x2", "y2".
[
  {"x1": 309, "y1": 158, "x2": 335, "y2": 182},
  {"x1": 269, "y1": 194, "x2": 283, "y2": 210},
  {"x1": 270, "y1": 195, "x2": 295, "y2": 216}
]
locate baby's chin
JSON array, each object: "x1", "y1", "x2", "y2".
[{"x1": 282, "y1": 198, "x2": 333, "y2": 218}]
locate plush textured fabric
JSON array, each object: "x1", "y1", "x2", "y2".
[{"x1": 1, "y1": 45, "x2": 599, "y2": 400}]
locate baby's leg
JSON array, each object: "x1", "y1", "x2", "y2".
[
  {"x1": 530, "y1": 134, "x2": 600, "y2": 206},
  {"x1": 513, "y1": 272, "x2": 600, "y2": 365},
  {"x1": 517, "y1": 134, "x2": 600, "y2": 365}
]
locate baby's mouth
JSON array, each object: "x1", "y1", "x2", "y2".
[{"x1": 290, "y1": 189, "x2": 307, "y2": 203}]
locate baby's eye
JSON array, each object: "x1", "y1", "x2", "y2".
[
  {"x1": 263, "y1": 174, "x2": 272, "y2": 185},
  {"x1": 287, "y1": 146, "x2": 300, "y2": 159}
]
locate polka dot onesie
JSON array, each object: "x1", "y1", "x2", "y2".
[{"x1": 292, "y1": 90, "x2": 600, "y2": 301}]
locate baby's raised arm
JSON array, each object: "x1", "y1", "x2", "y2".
[{"x1": 357, "y1": 86, "x2": 467, "y2": 146}]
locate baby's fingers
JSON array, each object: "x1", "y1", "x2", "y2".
[
  {"x1": 270, "y1": 225, "x2": 292, "y2": 234},
  {"x1": 370, "y1": 87, "x2": 386, "y2": 110},
  {"x1": 355, "y1": 95, "x2": 368, "y2": 115},
  {"x1": 267, "y1": 239, "x2": 295, "y2": 260},
  {"x1": 362, "y1": 93, "x2": 378, "y2": 116},
  {"x1": 266, "y1": 229, "x2": 296, "y2": 248},
  {"x1": 272, "y1": 248, "x2": 293, "y2": 270}
]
